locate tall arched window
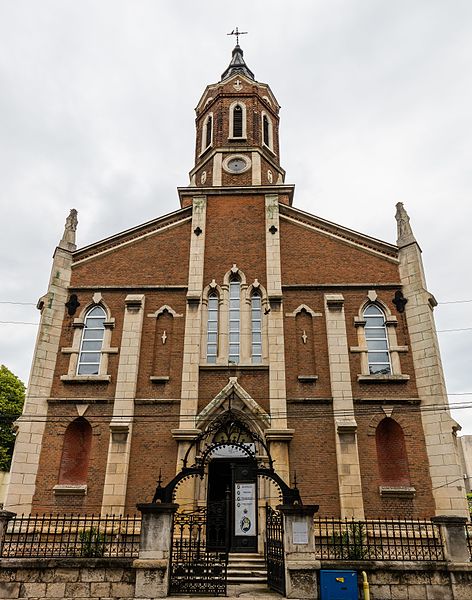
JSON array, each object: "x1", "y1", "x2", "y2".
[
  {"x1": 233, "y1": 105, "x2": 243, "y2": 137},
  {"x1": 229, "y1": 278, "x2": 241, "y2": 364},
  {"x1": 205, "y1": 115, "x2": 213, "y2": 148},
  {"x1": 376, "y1": 418, "x2": 410, "y2": 486},
  {"x1": 207, "y1": 293, "x2": 219, "y2": 363},
  {"x1": 77, "y1": 306, "x2": 106, "y2": 375},
  {"x1": 364, "y1": 304, "x2": 391, "y2": 375},
  {"x1": 251, "y1": 292, "x2": 262, "y2": 364},
  {"x1": 58, "y1": 417, "x2": 92, "y2": 485},
  {"x1": 263, "y1": 115, "x2": 270, "y2": 146}
]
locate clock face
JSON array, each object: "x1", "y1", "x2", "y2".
[{"x1": 227, "y1": 157, "x2": 247, "y2": 173}]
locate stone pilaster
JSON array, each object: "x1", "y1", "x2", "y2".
[
  {"x1": 178, "y1": 196, "x2": 207, "y2": 428},
  {"x1": 431, "y1": 516, "x2": 470, "y2": 562},
  {"x1": 5, "y1": 210, "x2": 77, "y2": 514},
  {"x1": 278, "y1": 504, "x2": 319, "y2": 599},
  {"x1": 265, "y1": 194, "x2": 291, "y2": 482},
  {"x1": 396, "y1": 203, "x2": 468, "y2": 516},
  {"x1": 174, "y1": 197, "x2": 207, "y2": 486},
  {"x1": 134, "y1": 503, "x2": 178, "y2": 598},
  {"x1": 101, "y1": 294, "x2": 145, "y2": 515},
  {"x1": 324, "y1": 294, "x2": 364, "y2": 519}
]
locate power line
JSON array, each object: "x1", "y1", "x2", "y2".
[
  {"x1": 3, "y1": 401, "x2": 472, "y2": 424},
  {"x1": 2, "y1": 319, "x2": 472, "y2": 333},
  {"x1": 2, "y1": 297, "x2": 472, "y2": 307}
]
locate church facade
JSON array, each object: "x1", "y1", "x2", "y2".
[{"x1": 5, "y1": 45, "x2": 467, "y2": 540}]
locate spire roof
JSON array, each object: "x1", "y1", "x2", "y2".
[{"x1": 221, "y1": 45, "x2": 255, "y2": 81}]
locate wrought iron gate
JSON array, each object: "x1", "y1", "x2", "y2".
[
  {"x1": 265, "y1": 505, "x2": 285, "y2": 595},
  {"x1": 169, "y1": 508, "x2": 228, "y2": 596}
]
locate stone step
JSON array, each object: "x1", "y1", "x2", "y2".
[{"x1": 227, "y1": 553, "x2": 267, "y2": 584}]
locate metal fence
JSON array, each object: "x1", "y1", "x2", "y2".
[
  {"x1": 314, "y1": 517, "x2": 445, "y2": 561},
  {"x1": 1, "y1": 513, "x2": 141, "y2": 558}
]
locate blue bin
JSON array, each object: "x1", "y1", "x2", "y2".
[{"x1": 320, "y1": 569, "x2": 358, "y2": 600}]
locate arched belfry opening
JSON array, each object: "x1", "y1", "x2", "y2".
[{"x1": 153, "y1": 390, "x2": 301, "y2": 553}]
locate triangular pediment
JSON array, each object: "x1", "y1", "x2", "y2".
[
  {"x1": 280, "y1": 204, "x2": 398, "y2": 262},
  {"x1": 196, "y1": 377, "x2": 270, "y2": 430},
  {"x1": 72, "y1": 205, "x2": 191, "y2": 265}
]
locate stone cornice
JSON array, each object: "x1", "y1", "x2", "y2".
[{"x1": 178, "y1": 184, "x2": 295, "y2": 205}]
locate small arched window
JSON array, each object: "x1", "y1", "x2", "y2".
[
  {"x1": 376, "y1": 418, "x2": 410, "y2": 486},
  {"x1": 205, "y1": 115, "x2": 213, "y2": 148},
  {"x1": 58, "y1": 417, "x2": 92, "y2": 485},
  {"x1": 363, "y1": 304, "x2": 391, "y2": 375},
  {"x1": 263, "y1": 115, "x2": 270, "y2": 146},
  {"x1": 77, "y1": 306, "x2": 106, "y2": 375},
  {"x1": 233, "y1": 105, "x2": 243, "y2": 138},
  {"x1": 229, "y1": 278, "x2": 241, "y2": 364},
  {"x1": 251, "y1": 292, "x2": 262, "y2": 364},
  {"x1": 207, "y1": 293, "x2": 219, "y2": 363}
]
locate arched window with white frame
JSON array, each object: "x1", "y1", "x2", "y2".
[
  {"x1": 207, "y1": 292, "x2": 219, "y2": 363},
  {"x1": 201, "y1": 113, "x2": 213, "y2": 153},
  {"x1": 77, "y1": 305, "x2": 106, "y2": 375},
  {"x1": 261, "y1": 112, "x2": 273, "y2": 150},
  {"x1": 229, "y1": 277, "x2": 241, "y2": 364},
  {"x1": 251, "y1": 291, "x2": 262, "y2": 364},
  {"x1": 363, "y1": 304, "x2": 391, "y2": 375},
  {"x1": 229, "y1": 102, "x2": 247, "y2": 139}
]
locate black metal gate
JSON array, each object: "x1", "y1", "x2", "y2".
[
  {"x1": 265, "y1": 505, "x2": 285, "y2": 595},
  {"x1": 169, "y1": 508, "x2": 228, "y2": 596}
]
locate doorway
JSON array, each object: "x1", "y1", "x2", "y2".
[{"x1": 207, "y1": 458, "x2": 258, "y2": 553}]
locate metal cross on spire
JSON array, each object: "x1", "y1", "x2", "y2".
[{"x1": 227, "y1": 27, "x2": 248, "y2": 46}]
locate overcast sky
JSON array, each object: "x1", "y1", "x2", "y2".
[{"x1": 1, "y1": 1, "x2": 471, "y2": 433}]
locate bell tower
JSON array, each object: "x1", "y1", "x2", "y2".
[{"x1": 184, "y1": 43, "x2": 286, "y2": 195}]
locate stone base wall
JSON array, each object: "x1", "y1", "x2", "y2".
[
  {"x1": 1, "y1": 558, "x2": 472, "y2": 599},
  {"x1": 0, "y1": 558, "x2": 135, "y2": 600},
  {"x1": 317, "y1": 561, "x2": 472, "y2": 600}
]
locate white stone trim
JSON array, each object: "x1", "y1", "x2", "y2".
[
  {"x1": 285, "y1": 304, "x2": 322, "y2": 318},
  {"x1": 61, "y1": 297, "x2": 116, "y2": 380},
  {"x1": 351, "y1": 297, "x2": 408, "y2": 380},
  {"x1": 398, "y1": 240, "x2": 468, "y2": 516},
  {"x1": 212, "y1": 153, "x2": 222, "y2": 186},
  {"x1": 324, "y1": 293, "x2": 365, "y2": 519},
  {"x1": 101, "y1": 294, "x2": 145, "y2": 515},
  {"x1": 72, "y1": 216, "x2": 192, "y2": 266},
  {"x1": 279, "y1": 213, "x2": 399, "y2": 263},
  {"x1": 196, "y1": 377, "x2": 270, "y2": 430},
  {"x1": 53, "y1": 484, "x2": 87, "y2": 496},
  {"x1": 200, "y1": 112, "x2": 214, "y2": 155},
  {"x1": 147, "y1": 305, "x2": 183, "y2": 318},
  {"x1": 261, "y1": 111, "x2": 274, "y2": 151},
  {"x1": 5, "y1": 245, "x2": 74, "y2": 514}
]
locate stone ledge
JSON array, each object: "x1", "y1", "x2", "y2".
[
  {"x1": 297, "y1": 375, "x2": 318, "y2": 383},
  {"x1": 60, "y1": 375, "x2": 111, "y2": 384},
  {"x1": 379, "y1": 486, "x2": 416, "y2": 499},
  {"x1": 357, "y1": 374, "x2": 410, "y2": 383},
  {"x1": 53, "y1": 484, "x2": 87, "y2": 496},
  {"x1": 149, "y1": 376, "x2": 170, "y2": 383}
]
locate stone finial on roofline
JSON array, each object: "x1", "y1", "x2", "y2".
[
  {"x1": 59, "y1": 208, "x2": 78, "y2": 252},
  {"x1": 395, "y1": 202, "x2": 416, "y2": 248}
]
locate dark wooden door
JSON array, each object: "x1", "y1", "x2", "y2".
[{"x1": 207, "y1": 459, "x2": 258, "y2": 553}]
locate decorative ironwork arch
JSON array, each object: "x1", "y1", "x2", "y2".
[{"x1": 152, "y1": 410, "x2": 302, "y2": 505}]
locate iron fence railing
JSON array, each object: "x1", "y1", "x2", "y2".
[
  {"x1": 314, "y1": 517, "x2": 444, "y2": 561},
  {"x1": 466, "y1": 523, "x2": 472, "y2": 561},
  {"x1": 1, "y1": 513, "x2": 141, "y2": 558}
]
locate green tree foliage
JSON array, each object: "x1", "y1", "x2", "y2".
[{"x1": 0, "y1": 365, "x2": 25, "y2": 471}]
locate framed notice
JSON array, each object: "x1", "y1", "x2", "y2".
[
  {"x1": 292, "y1": 520, "x2": 308, "y2": 545},
  {"x1": 234, "y1": 483, "x2": 256, "y2": 536}
]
